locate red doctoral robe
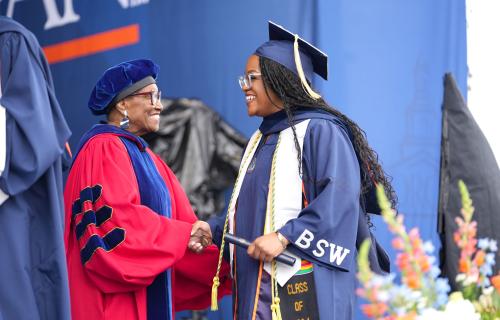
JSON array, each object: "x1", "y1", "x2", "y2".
[{"x1": 64, "y1": 130, "x2": 230, "y2": 320}]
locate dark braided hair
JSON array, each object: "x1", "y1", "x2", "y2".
[{"x1": 259, "y1": 56, "x2": 398, "y2": 212}]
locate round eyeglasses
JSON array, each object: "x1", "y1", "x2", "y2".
[
  {"x1": 238, "y1": 73, "x2": 262, "y2": 89},
  {"x1": 127, "y1": 90, "x2": 162, "y2": 105}
]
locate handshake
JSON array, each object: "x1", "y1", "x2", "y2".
[{"x1": 188, "y1": 220, "x2": 213, "y2": 253}]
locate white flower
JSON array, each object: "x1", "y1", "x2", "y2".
[
  {"x1": 376, "y1": 290, "x2": 390, "y2": 302},
  {"x1": 485, "y1": 253, "x2": 495, "y2": 266},
  {"x1": 430, "y1": 266, "x2": 441, "y2": 278},
  {"x1": 417, "y1": 308, "x2": 445, "y2": 320},
  {"x1": 369, "y1": 274, "x2": 392, "y2": 287},
  {"x1": 423, "y1": 241, "x2": 435, "y2": 253},
  {"x1": 478, "y1": 238, "x2": 498, "y2": 252},
  {"x1": 478, "y1": 238, "x2": 490, "y2": 250},
  {"x1": 483, "y1": 286, "x2": 494, "y2": 295},
  {"x1": 455, "y1": 273, "x2": 466, "y2": 283},
  {"x1": 489, "y1": 239, "x2": 498, "y2": 252},
  {"x1": 442, "y1": 298, "x2": 480, "y2": 320},
  {"x1": 418, "y1": 296, "x2": 481, "y2": 320},
  {"x1": 463, "y1": 274, "x2": 479, "y2": 286}
]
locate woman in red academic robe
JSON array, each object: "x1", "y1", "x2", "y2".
[{"x1": 64, "y1": 59, "x2": 230, "y2": 320}]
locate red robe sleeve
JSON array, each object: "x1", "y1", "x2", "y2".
[
  {"x1": 64, "y1": 135, "x2": 193, "y2": 294},
  {"x1": 150, "y1": 153, "x2": 232, "y2": 311},
  {"x1": 172, "y1": 248, "x2": 232, "y2": 311}
]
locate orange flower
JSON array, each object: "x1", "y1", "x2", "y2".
[
  {"x1": 405, "y1": 273, "x2": 421, "y2": 289},
  {"x1": 396, "y1": 253, "x2": 410, "y2": 270},
  {"x1": 459, "y1": 257, "x2": 471, "y2": 273},
  {"x1": 392, "y1": 237, "x2": 405, "y2": 250},
  {"x1": 473, "y1": 250, "x2": 485, "y2": 267},
  {"x1": 410, "y1": 237, "x2": 422, "y2": 249},
  {"x1": 397, "y1": 311, "x2": 417, "y2": 320},
  {"x1": 470, "y1": 225, "x2": 477, "y2": 237},
  {"x1": 419, "y1": 256, "x2": 431, "y2": 272},
  {"x1": 491, "y1": 274, "x2": 500, "y2": 294},
  {"x1": 361, "y1": 303, "x2": 387, "y2": 317}
]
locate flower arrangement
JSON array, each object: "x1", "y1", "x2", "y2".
[{"x1": 357, "y1": 181, "x2": 500, "y2": 320}]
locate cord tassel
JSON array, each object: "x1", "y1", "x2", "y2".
[
  {"x1": 293, "y1": 34, "x2": 321, "y2": 100},
  {"x1": 210, "y1": 276, "x2": 220, "y2": 311},
  {"x1": 271, "y1": 297, "x2": 283, "y2": 320},
  {"x1": 210, "y1": 132, "x2": 262, "y2": 312},
  {"x1": 269, "y1": 137, "x2": 283, "y2": 320}
]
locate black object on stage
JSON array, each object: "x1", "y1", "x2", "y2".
[{"x1": 144, "y1": 98, "x2": 247, "y2": 221}]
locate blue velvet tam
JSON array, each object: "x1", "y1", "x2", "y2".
[
  {"x1": 255, "y1": 21, "x2": 328, "y2": 81},
  {"x1": 88, "y1": 59, "x2": 159, "y2": 115}
]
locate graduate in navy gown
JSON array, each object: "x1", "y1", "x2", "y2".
[
  {"x1": 0, "y1": 17, "x2": 72, "y2": 319},
  {"x1": 205, "y1": 22, "x2": 395, "y2": 320}
]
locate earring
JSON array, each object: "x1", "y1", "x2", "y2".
[{"x1": 120, "y1": 110, "x2": 129, "y2": 129}]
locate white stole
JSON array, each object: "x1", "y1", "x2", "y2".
[
  {"x1": 228, "y1": 119, "x2": 310, "y2": 286},
  {"x1": 0, "y1": 64, "x2": 9, "y2": 205}
]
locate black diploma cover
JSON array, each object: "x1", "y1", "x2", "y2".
[{"x1": 224, "y1": 233, "x2": 296, "y2": 266}]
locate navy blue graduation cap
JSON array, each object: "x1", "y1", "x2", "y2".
[
  {"x1": 88, "y1": 59, "x2": 159, "y2": 115},
  {"x1": 255, "y1": 21, "x2": 328, "y2": 99}
]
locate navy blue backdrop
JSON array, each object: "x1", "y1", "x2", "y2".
[{"x1": 2, "y1": 1, "x2": 467, "y2": 319}]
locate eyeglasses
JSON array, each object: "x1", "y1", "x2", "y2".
[
  {"x1": 127, "y1": 90, "x2": 162, "y2": 105},
  {"x1": 238, "y1": 73, "x2": 262, "y2": 89}
]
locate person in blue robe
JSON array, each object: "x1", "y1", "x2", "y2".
[
  {"x1": 0, "y1": 17, "x2": 72, "y2": 320},
  {"x1": 205, "y1": 22, "x2": 395, "y2": 320}
]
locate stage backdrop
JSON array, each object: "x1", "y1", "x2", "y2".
[{"x1": 2, "y1": 0, "x2": 467, "y2": 319}]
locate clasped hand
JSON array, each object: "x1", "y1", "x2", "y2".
[
  {"x1": 188, "y1": 220, "x2": 212, "y2": 253},
  {"x1": 247, "y1": 232, "x2": 287, "y2": 262}
]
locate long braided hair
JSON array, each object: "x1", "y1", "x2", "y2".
[{"x1": 259, "y1": 56, "x2": 398, "y2": 212}]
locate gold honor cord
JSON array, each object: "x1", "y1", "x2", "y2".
[
  {"x1": 269, "y1": 135, "x2": 283, "y2": 320},
  {"x1": 293, "y1": 34, "x2": 321, "y2": 100},
  {"x1": 211, "y1": 131, "x2": 263, "y2": 311}
]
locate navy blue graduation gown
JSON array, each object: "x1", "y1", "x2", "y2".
[
  {"x1": 210, "y1": 108, "x2": 389, "y2": 319},
  {"x1": 0, "y1": 17, "x2": 71, "y2": 320}
]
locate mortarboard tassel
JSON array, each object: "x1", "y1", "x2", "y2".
[{"x1": 293, "y1": 34, "x2": 322, "y2": 100}]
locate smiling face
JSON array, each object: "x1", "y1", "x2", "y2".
[
  {"x1": 117, "y1": 83, "x2": 163, "y2": 136},
  {"x1": 242, "y1": 55, "x2": 283, "y2": 117}
]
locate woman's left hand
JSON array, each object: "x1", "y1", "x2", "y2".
[{"x1": 247, "y1": 232, "x2": 287, "y2": 262}]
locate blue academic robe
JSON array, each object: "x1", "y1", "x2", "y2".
[
  {"x1": 0, "y1": 17, "x2": 71, "y2": 320},
  {"x1": 210, "y1": 108, "x2": 389, "y2": 320}
]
